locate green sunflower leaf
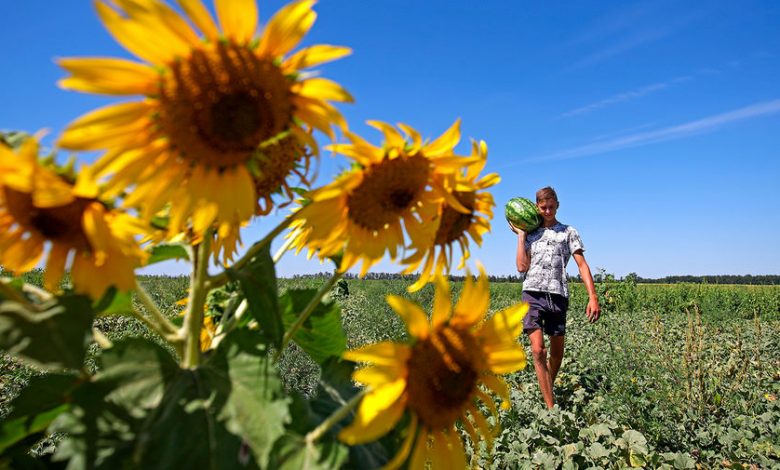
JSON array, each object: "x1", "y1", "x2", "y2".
[
  {"x1": 0, "y1": 372, "x2": 80, "y2": 453},
  {"x1": 311, "y1": 359, "x2": 390, "y2": 469},
  {"x1": 93, "y1": 286, "x2": 134, "y2": 316},
  {"x1": 227, "y1": 243, "x2": 284, "y2": 349},
  {"x1": 268, "y1": 433, "x2": 348, "y2": 470},
  {"x1": 279, "y1": 288, "x2": 346, "y2": 365},
  {"x1": 0, "y1": 294, "x2": 94, "y2": 370},
  {"x1": 146, "y1": 243, "x2": 191, "y2": 266},
  {"x1": 51, "y1": 330, "x2": 289, "y2": 469}
]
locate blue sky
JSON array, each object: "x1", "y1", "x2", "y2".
[{"x1": 2, "y1": 0, "x2": 779, "y2": 279}]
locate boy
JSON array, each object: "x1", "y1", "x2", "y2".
[{"x1": 509, "y1": 187, "x2": 600, "y2": 408}]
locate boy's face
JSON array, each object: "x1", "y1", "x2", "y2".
[{"x1": 536, "y1": 198, "x2": 558, "y2": 223}]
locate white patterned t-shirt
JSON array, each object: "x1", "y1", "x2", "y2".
[{"x1": 521, "y1": 223, "x2": 584, "y2": 298}]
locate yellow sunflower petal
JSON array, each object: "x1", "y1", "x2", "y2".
[
  {"x1": 381, "y1": 414, "x2": 418, "y2": 470},
  {"x1": 43, "y1": 243, "x2": 70, "y2": 292},
  {"x1": 257, "y1": 0, "x2": 316, "y2": 58},
  {"x1": 386, "y1": 294, "x2": 430, "y2": 339},
  {"x1": 353, "y1": 364, "x2": 404, "y2": 388},
  {"x1": 324, "y1": 143, "x2": 378, "y2": 166},
  {"x1": 453, "y1": 264, "x2": 490, "y2": 327},
  {"x1": 468, "y1": 404, "x2": 494, "y2": 450},
  {"x1": 215, "y1": 0, "x2": 258, "y2": 43},
  {"x1": 397, "y1": 123, "x2": 422, "y2": 151},
  {"x1": 430, "y1": 430, "x2": 453, "y2": 469},
  {"x1": 176, "y1": 0, "x2": 219, "y2": 40},
  {"x1": 475, "y1": 388, "x2": 498, "y2": 419},
  {"x1": 295, "y1": 77, "x2": 354, "y2": 103},
  {"x1": 431, "y1": 275, "x2": 451, "y2": 329},
  {"x1": 58, "y1": 57, "x2": 158, "y2": 95},
  {"x1": 408, "y1": 430, "x2": 432, "y2": 469},
  {"x1": 82, "y1": 203, "x2": 111, "y2": 266},
  {"x1": 481, "y1": 374, "x2": 512, "y2": 410},
  {"x1": 95, "y1": 0, "x2": 188, "y2": 64},
  {"x1": 461, "y1": 416, "x2": 480, "y2": 452},
  {"x1": 366, "y1": 121, "x2": 405, "y2": 148},
  {"x1": 112, "y1": 0, "x2": 201, "y2": 46},
  {"x1": 284, "y1": 44, "x2": 351, "y2": 71},
  {"x1": 72, "y1": 165, "x2": 100, "y2": 199},
  {"x1": 423, "y1": 119, "x2": 460, "y2": 157},
  {"x1": 480, "y1": 302, "x2": 529, "y2": 344},
  {"x1": 435, "y1": 182, "x2": 471, "y2": 214},
  {"x1": 58, "y1": 101, "x2": 151, "y2": 151},
  {"x1": 31, "y1": 170, "x2": 76, "y2": 208},
  {"x1": 444, "y1": 428, "x2": 468, "y2": 469},
  {"x1": 338, "y1": 379, "x2": 406, "y2": 445},
  {"x1": 343, "y1": 342, "x2": 411, "y2": 366},
  {"x1": 3, "y1": 236, "x2": 44, "y2": 273},
  {"x1": 465, "y1": 139, "x2": 488, "y2": 181},
  {"x1": 485, "y1": 348, "x2": 528, "y2": 374},
  {"x1": 477, "y1": 172, "x2": 500, "y2": 190},
  {"x1": 407, "y1": 249, "x2": 435, "y2": 294}
]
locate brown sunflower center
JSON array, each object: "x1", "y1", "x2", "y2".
[
  {"x1": 253, "y1": 135, "x2": 309, "y2": 214},
  {"x1": 2, "y1": 187, "x2": 92, "y2": 251},
  {"x1": 406, "y1": 325, "x2": 480, "y2": 430},
  {"x1": 158, "y1": 41, "x2": 294, "y2": 170},
  {"x1": 346, "y1": 155, "x2": 430, "y2": 231},
  {"x1": 434, "y1": 191, "x2": 476, "y2": 245}
]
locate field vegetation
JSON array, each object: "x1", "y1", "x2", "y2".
[{"x1": 3, "y1": 271, "x2": 778, "y2": 468}]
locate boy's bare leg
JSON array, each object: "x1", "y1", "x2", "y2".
[
  {"x1": 548, "y1": 335, "x2": 565, "y2": 384},
  {"x1": 528, "y1": 329, "x2": 554, "y2": 408}
]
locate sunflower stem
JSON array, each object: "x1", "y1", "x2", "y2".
[
  {"x1": 210, "y1": 298, "x2": 248, "y2": 350},
  {"x1": 135, "y1": 281, "x2": 178, "y2": 335},
  {"x1": 129, "y1": 308, "x2": 181, "y2": 346},
  {"x1": 272, "y1": 236, "x2": 294, "y2": 264},
  {"x1": 207, "y1": 215, "x2": 294, "y2": 289},
  {"x1": 182, "y1": 233, "x2": 212, "y2": 368},
  {"x1": 305, "y1": 387, "x2": 369, "y2": 444},
  {"x1": 274, "y1": 271, "x2": 343, "y2": 363}
]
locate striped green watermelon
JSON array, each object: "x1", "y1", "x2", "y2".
[{"x1": 505, "y1": 197, "x2": 541, "y2": 232}]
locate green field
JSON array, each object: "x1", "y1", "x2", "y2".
[{"x1": 2, "y1": 275, "x2": 779, "y2": 468}]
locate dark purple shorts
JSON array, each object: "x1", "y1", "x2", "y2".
[{"x1": 522, "y1": 290, "x2": 569, "y2": 336}]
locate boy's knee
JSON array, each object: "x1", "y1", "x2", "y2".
[{"x1": 531, "y1": 344, "x2": 547, "y2": 363}]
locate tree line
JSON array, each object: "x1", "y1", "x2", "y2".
[{"x1": 291, "y1": 272, "x2": 780, "y2": 285}]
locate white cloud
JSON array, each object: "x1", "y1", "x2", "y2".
[
  {"x1": 528, "y1": 99, "x2": 780, "y2": 162},
  {"x1": 559, "y1": 76, "x2": 692, "y2": 118}
]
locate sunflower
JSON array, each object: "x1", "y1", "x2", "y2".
[
  {"x1": 57, "y1": 0, "x2": 352, "y2": 261},
  {"x1": 339, "y1": 267, "x2": 528, "y2": 468},
  {"x1": 402, "y1": 140, "x2": 499, "y2": 292},
  {"x1": 287, "y1": 120, "x2": 477, "y2": 276},
  {"x1": 0, "y1": 137, "x2": 145, "y2": 299}
]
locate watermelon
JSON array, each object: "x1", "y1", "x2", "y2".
[{"x1": 504, "y1": 197, "x2": 541, "y2": 232}]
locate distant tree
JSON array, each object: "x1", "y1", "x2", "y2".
[{"x1": 624, "y1": 272, "x2": 639, "y2": 284}]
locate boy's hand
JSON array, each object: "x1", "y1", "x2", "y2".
[
  {"x1": 508, "y1": 221, "x2": 522, "y2": 234},
  {"x1": 586, "y1": 298, "x2": 601, "y2": 323}
]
